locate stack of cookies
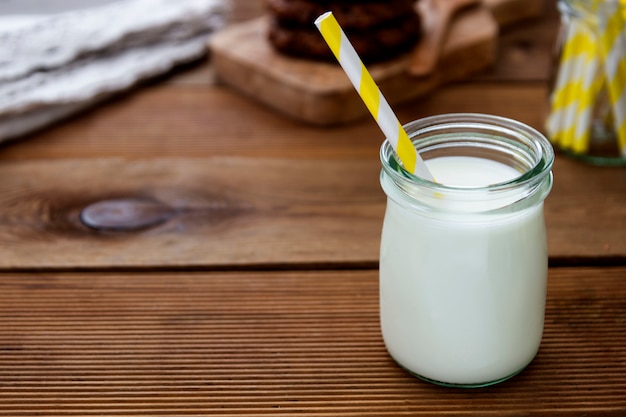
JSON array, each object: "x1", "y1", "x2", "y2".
[{"x1": 265, "y1": 0, "x2": 422, "y2": 63}]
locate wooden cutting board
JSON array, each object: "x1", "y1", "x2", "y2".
[{"x1": 209, "y1": 0, "x2": 542, "y2": 125}]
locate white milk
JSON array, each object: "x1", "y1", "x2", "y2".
[{"x1": 379, "y1": 156, "x2": 548, "y2": 386}]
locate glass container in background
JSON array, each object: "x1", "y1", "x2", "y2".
[{"x1": 546, "y1": 0, "x2": 626, "y2": 165}]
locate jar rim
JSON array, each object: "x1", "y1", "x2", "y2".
[{"x1": 380, "y1": 113, "x2": 554, "y2": 193}]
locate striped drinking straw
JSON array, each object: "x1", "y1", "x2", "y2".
[
  {"x1": 546, "y1": 16, "x2": 603, "y2": 153},
  {"x1": 314, "y1": 12, "x2": 434, "y2": 181},
  {"x1": 546, "y1": 0, "x2": 626, "y2": 156},
  {"x1": 598, "y1": 0, "x2": 626, "y2": 155}
]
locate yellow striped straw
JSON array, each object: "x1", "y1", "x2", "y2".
[
  {"x1": 546, "y1": 0, "x2": 626, "y2": 156},
  {"x1": 598, "y1": 0, "x2": 626, "y2": 155},
  {"x1": 547, "y1": 18, "x2": 603, "y2": 153},
  {"x1": 314, "y1": 12, "x2": 434, "y2": 181}
]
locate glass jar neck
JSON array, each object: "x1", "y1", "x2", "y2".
[{"x1": 380, "y1": 113, "x2": 554, "y2": 215}]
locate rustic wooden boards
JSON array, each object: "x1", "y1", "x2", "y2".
[
  {"x1": 0, "y1": 85, "x2": 551, "y2": 161},
  {"x1": 0, "y1": 154, "x2": 623, "y2": 269},
  {"x1": 0, "y1": 8, "x2": 616, "y2": 263},
  {"x1": 0, "y1": 157, "x2": 383, "y2": 269},
  {"x1": 1, "y1": 267, "x2": 624, "y2": 415},
  {"x1": 0, "y1": 2, "x2": 624, "y2": 416}
]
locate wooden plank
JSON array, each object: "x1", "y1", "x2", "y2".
[
  {"x1": 0, "y1": 267, "x2": 624, "y2": 416},
  {"x1": 0, "y1": 85, "x2": 550, "y2": 161},
  {"x1": 545, "y1": 158, "x2": 626, "y2": 264},
  {"x1": 0, "y1": 155, "x2": 623, "y2": 269},
  {"x1": 0, "y1": 157, "x2": 383, "y2": 269}
]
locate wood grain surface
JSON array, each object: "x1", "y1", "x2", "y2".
[
  {"x1": 0, "y1": 85, "x2": 550, "y2": 161},
  {"x1": 0, "y1": 158, "x2": 383, "y2": 269},
  {"x1": 0, "y1": 153, "x2": 623, "y2": 269},
  {"x1": 0, "y1": 1, "x2": 624, "y2": 416},
  {"x1": 0, "y1": 267, "x2": 624, "y2": 416}
]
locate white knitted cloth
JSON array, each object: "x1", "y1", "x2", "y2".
[{"x1": 0, "y1": 0, "x2": 229, "y2": 141}]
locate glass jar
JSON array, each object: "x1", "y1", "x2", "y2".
[
  {"x1": 546, "y1": 0, "x2": 626, "y2": 165},
  {"x1": 379, "y1": 113, "x2": 554, "y2": 388}
]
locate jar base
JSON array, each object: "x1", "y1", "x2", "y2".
[
  {"x1": 557, "y1": 148, "x2": 626, "y2": 167},
  {"x1": 392, "y1": 357, "x2": 530, "y2": 388},
  {"x1": 551, "y1": 121, "x2": 626, "y2": 166}
]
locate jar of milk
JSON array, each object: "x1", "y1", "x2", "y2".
[{"x1": 379, "y1": 113, "x2": 554, "y2": 388}]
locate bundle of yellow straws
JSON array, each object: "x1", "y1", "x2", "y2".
[{"x1": 546, "y1": 0, "x2": 626, "y2": 156}]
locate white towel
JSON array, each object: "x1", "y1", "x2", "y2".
[{"x1": 0, "y1": 0, "x2": 230, "y2": 141}]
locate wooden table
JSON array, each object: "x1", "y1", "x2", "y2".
[{"x1": 1, "y1": 1, "x2": 625, "y2": 415}]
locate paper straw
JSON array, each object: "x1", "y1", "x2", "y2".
[
  {"x1": 597, "y1": 0, "x2": 626, "y2": 155},
  {"x1": 547, "y1": 18, "x2": 602, "y2": 153},
  {"x1": 547, "y1": 0, "x2": 626, "y2": 156},
  {"x1": 314, "y1": 12, "x2": 434, "y2": 181},
  {"x1": 546, "y1": 21, "x2": 583, "y2": 149}
]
